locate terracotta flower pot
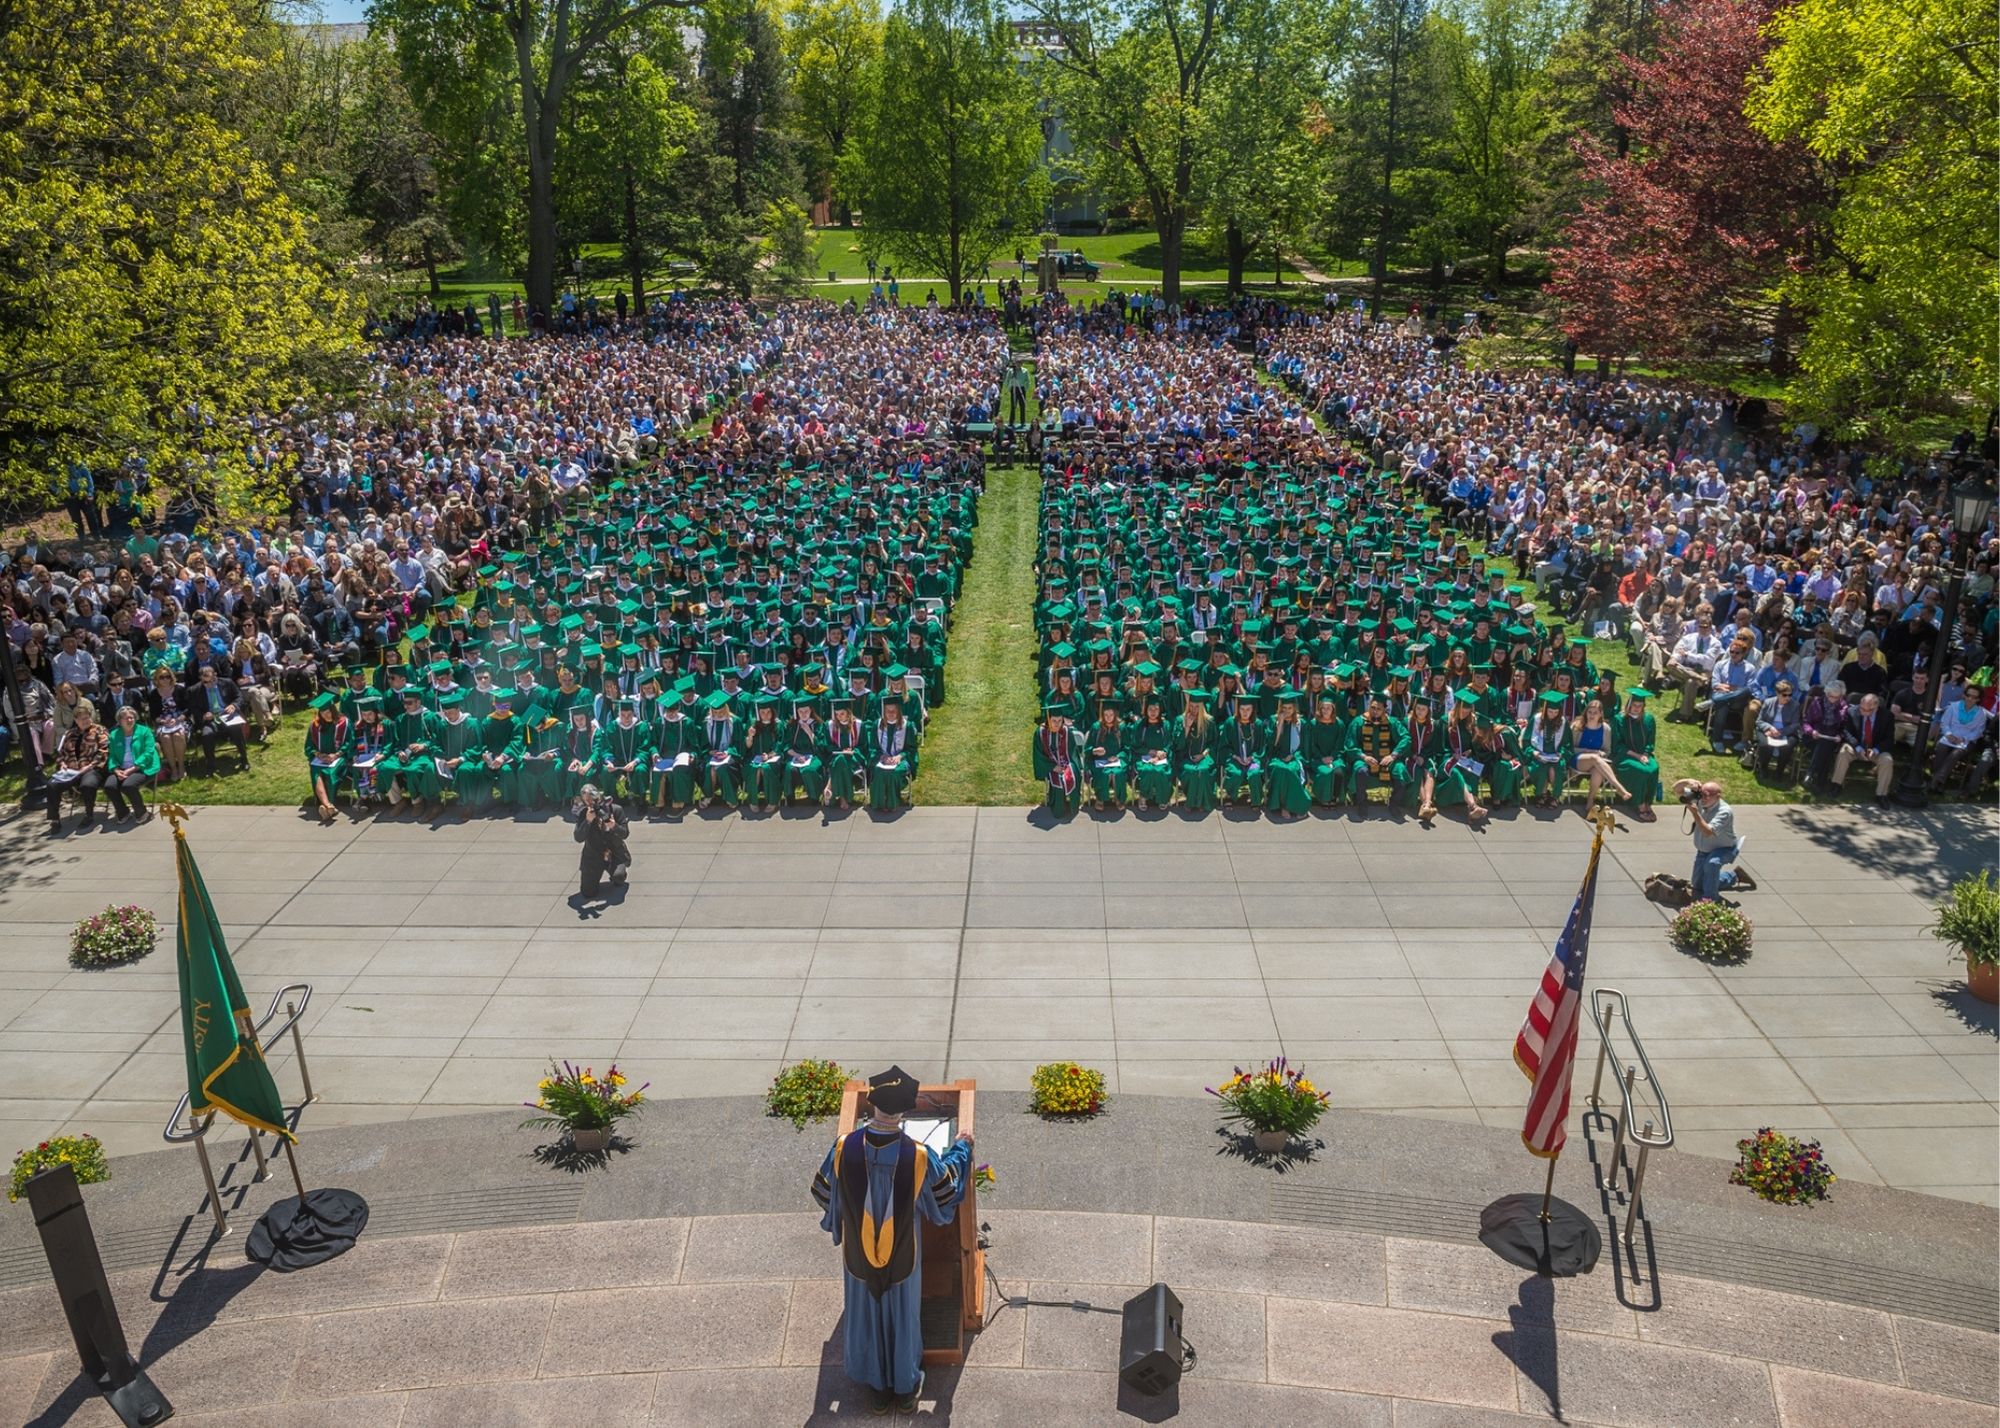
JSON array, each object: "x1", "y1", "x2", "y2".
[
  {"x1": 1253, "y1": 1129, "x2": 1289, "y2": 1154},
  {"x1": 1968, "y1": 956, "x2": 1998, "y2": 1006},
  {"x1": 570, "y1": 1126, "x2": 611, "y2": 1152}
]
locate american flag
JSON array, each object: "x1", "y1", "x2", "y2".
[{"x1": 1513, "y1": 843, "x2": 1603, "y2": 1158}]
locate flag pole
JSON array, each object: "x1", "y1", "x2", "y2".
[
  {"x1": 1537, "y1": 1152, "x2": 1558, "y2": 1224},
  {"x1": 280, "y1": 1137, "x2": 310, "y2": 1203}
]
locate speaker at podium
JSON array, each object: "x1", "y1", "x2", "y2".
[{"x1": 837, "y1": 1078, "x2": 985, "y2": 1367}]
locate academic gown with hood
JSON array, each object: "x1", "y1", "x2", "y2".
[{"x1": 812, "y1": 1126, "x2": 973, "y2": 1398}]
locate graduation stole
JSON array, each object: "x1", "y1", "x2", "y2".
[
  {"x1": 308, "y1": 718, "x2": 347, "y2": 757},
  {"x1": 1229, "y1": 719, "x2": 1260, "y2": 763},
  {"x1": 876, "y1": 721, "x2": 907, "y2": 759},
  {"x1": 608, "y1": 722, "x2": 642, "y2": 761},
  {"x1": 1621, "y1": 714, "x2": 1651, "y2": 755},
  {"x1": 829, "y1": 718, "x2": 857, "y2": 751},
  {"x1": 1039, "y1": 727, "x2": 1078, "y2": 792},
  {"x1": 788, "y1": 721, "x2": 817, "y2": 756},
  {"x1": 566, "y1": 725, "x2": 595, "y2": 761},
  {"x1": 1271, "y1": 720, "x2": 1301, "y2": 758}
]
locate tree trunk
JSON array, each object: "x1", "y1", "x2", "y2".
[
  {"x1": 1157, "y1": 209, "x2": 1185, "y2": 307},
  {"x1": 1224, "y1": 222, "x2": 1249, "y2": 295},
  {"x1": 423, "y1": 234, "x2": 441, "y2": 302},
  {"x1": 518, "y1": 40, "x2": 564, "y2": 317},
  {"x1": 1489, "y1": 234, "x2": 1507, "y2": 287},
  {"x1": 1769, "y1": 292, "x2": 1795, "y2": 377},
  {"x1": 624, "y1": 166, "x2": 646, "y2": 321},
  {"x1": 1372, "y1": 11, "x2": 1406, "y2": 323}
]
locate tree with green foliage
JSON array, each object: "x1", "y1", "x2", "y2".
[
  {"x1": 844, "y1": 0, "x2": 1047, "y2": 303},
  {"x1": 0, "y1": 0, "x2": 361, "y2": 516},
  {"x1": 1026, "y1": 0, "x2": 1230, "y2": 305},
  {"x1": 1348, "y1": 0, "x2": 1438, "y2": 316},
  {"x1": 556, "y1": 17, "x2": 697, "y2": 313},
  {"x1": 781, "y1": 0, "x2": 884, "y2": 224},
  {"x1": 703, "y1": 0, "x2": 801, "y2": 219},
  {"x1": 345, "y1": 35, "x2": 461, "y2": 301},
  {"x1": 1195, "y1": 0, "x2": 1346, "y2": 292},
  {"x1": 370, "y1": 0, "x2": 702, "y2": 315},
  {"x1": 1430, "y1": 0, "x2": 1562, "y2": 285},
  {"x1": 1748, "y1": 0, "x2": 1997, "y2": 447},
  {"x1": 758, "y1": 198, "x2": 820, "y2": 295}
]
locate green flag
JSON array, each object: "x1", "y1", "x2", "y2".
[{"x1": 173, "y1": 817, "x2": 293, "y2": 1141}]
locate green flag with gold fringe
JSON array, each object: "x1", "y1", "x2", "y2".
[{"x1": 170, "y1": 808, "x2": 294, "y2": 1141}]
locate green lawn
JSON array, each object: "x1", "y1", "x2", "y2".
[
  {"x1": 911, "y1": 460, "x2": 1045, "y2": 806},
  {"x1": 810, "y1": 227, "x2": 1360, "y2": 291}
]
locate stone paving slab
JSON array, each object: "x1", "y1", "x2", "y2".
[
  {"x1": 5, "y1": 1209, "x2": 1993, "y2": 1427},
  {"x1": 0, "y1": 802, "x2": 1992, "y2": 1208}
]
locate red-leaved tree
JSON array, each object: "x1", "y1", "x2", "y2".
[{"x1": 1544, "y1": 0, "x2": 1824, "y2": 367}]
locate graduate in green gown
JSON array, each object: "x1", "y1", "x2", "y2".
[
  {"x1": 1404, "y1": 700, "x2": 1446, "y2": 822},
  {"x1": 744, "y1": 696, "x2": 787, "y2": 809},
  {"x1": 1344, "y1": 695, "x2": 1411, "y2": 813},
  {"x1": 1477, "y1": 718, "x2": 1525, "y2": 808},
  {"x1": 1264, "y1": 693, "x2": 1310, "y2": 817},
  {"x1": 823, "y1": 699, "x2": 866, "y2": 807},
  {"x1": 381, "y1": 689, "x2": 442, "y2": 812},
  {"x1": 594, "y1": 699, "x2": 653, "y2": 805},
  {"x1": 1086, "y1": 706, "x2": 1129, "y2": 809},
  {"x1": 1175, "y1": 694, "x2": 1220, "y2": 812},
  {"x1": 515, "y1": 707, "x2": 565, "y2": 809},
  {"x1": 865, "y1": 699, "x2": 916, "y2": 811},
  {"x1": 559, "y1": 705, "x2": 604, "y2": 802},
  {"x1": 345, "y1": 697, "x2": 390, "y2": 807},
  {"x1": 1435, "y1": 702, "x2": 1490, "y2": 822},
  {"x1": 648, "y1": 701, "x2": 703, "y2": 811},
  {"x1": 1610, "y1": 689, "x2": 1663, "y2": 821},
  {"x1": 700, "y1": 694, "x2": 744, "y2": 806},
  {"x1": 1525, "y1": 693, "x2": 1575, "y2": 805},
  {"x1": 1033, "y1": 705, "x2": 1085, "y2": 817},
  {"x1": 783, "y1": 697, "x2": 828, "y2": 805},
  {"x1": 432, "y1": 691, "x2": 484, "y2": 813},
  {"x1": 1307, "y1": 695, "x2": 1347, "y2": 806},
  {"x1": 1221, "y1": 700, "x2": 1269, "y2": 807},
  {"x1": 1130, "y1": 697, "x2": 1177, "y2": 809},
  {"x1": 468, "y1": 697, "x2": 522, "y2": 811},
  {"x1": 303, "y1": 694, "x2": 349, "y2": 823}
]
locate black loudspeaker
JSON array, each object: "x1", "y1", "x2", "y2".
[{"x1": 1118, "y1": 1281, "x2": 1185, "y2": 1396}]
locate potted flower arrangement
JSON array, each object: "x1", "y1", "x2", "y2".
[
  {"x1": 10, "y1": 1134, "x2": 110, "y2": 1202},
  {"x1": 1669, "y1": 899, "x2": 1753, "y2": 963},
  {"x1": 1932, "y1": 871, "x2": 1999, "y2": 1005},
  {"x1": 521, "y1": 1061, "x2": 647, "y2": 1151},
  {"x1": 1208, "y1": 1057, "x2": 1330, "y2": 1153},
  {"x1": 1029, "y1": 1061, "x2": 1107, "y2": 1119},
  {"x1": 765, "y1": 1058, "x2": 849, "y2": 1130},
  {"x1": 1729, "y1": 1127, "x2": 1835, "y2": 1206},
  {"x1": 68, "y1": 905, "x2": 159, "y2": 969}
]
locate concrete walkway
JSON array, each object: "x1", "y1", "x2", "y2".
[
  {"x1": 5, "y1": 1206, "x2": 1996, "y2": 1427},
  {"x1": 0, "y1": 801, "x2": 1993, "y2": 1200}
]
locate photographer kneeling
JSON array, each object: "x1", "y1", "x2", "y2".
[
  {"x1": 573, "y1": 784, "x2": 631, "y2": 900},
  {"x1": 1672, "y1": 778, "x2": 1740, "y2": 904}
]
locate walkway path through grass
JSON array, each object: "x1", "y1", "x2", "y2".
[{"x1": 912, "y1": 461, "x2": 1044, "y2": 805}]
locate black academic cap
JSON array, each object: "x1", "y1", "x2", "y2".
[{"x1": 867, "y1": 1065, "x2": 919, "y2": 1116}]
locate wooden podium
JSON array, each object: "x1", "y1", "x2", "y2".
[{"x1": 837, "y1": 1078, "x2": 984, "y2": 1366}]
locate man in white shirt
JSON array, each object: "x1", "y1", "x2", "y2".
[{"x1": 1666, "y1": 610, "x2": 1723, "y2": 722}]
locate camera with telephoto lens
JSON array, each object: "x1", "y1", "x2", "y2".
[
  {"x1": 572, "y1": 787, "x2": 611, "y2": 820},
  {"x1": 1678, "y1": 785, "x2": 1701, "y2": 804}
]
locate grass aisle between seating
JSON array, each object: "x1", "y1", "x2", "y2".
[{"x1": 913, "y1": 460, "x2": 1044, "y2": 805}]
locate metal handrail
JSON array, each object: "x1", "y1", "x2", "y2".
[
  {"x1": 161, "y1": 982, "x2": 316, "y2": 1236},
  {"x1": 1585, "y1": 987, "x2": 1674, "y2": 1255}
]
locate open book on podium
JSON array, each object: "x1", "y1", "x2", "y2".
[{"x1": 837, "y1": 1078, "x2": 983, "y2": 1366}]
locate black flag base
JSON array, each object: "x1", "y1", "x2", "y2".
[
  {"x1": 245, "y1": 1188, "x2": 369, "y2": 1272},
  {"x1": 103, "y1": 1369, "x2": 174, "y2": 1428},
  {"x1": 1478, "y1": 1194, "x2": 1602, "y2": 1277}
]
